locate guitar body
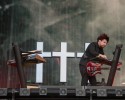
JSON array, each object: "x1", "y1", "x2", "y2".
[{"x1": 86, "y1": 61, "x2": 102, "y2": 76}]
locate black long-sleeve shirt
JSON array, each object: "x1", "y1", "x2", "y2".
[{"x1": 79, "y1": 42, "x2": 104, "y2": 65}]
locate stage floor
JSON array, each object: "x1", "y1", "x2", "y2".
[{"x1": 0, "y1": 86, "x2": 125, "y2": 100}]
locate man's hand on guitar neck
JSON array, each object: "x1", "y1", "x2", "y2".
[{"x1": 97, "y1": 54, "x2": 107, "y2": 59}]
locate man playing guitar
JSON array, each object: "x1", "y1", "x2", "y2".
[{"x1": 79, "y1": 33, "x2": 109, "y2": 86}]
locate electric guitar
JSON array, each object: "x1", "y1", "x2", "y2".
[{"x1": 86, "y1": 58, "x2": 122, "y2": 76}]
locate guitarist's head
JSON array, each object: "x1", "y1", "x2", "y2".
[{"x1": 97, "y1": 33, "x2": 109, "y2": 48}]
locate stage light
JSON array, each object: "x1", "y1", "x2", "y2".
[
  {"x1": 20, "y1": 88, "x2": 30, "y2": 96},
  {"x1": 0, "y1": 88, "x2": 7, "y2": 96},
  {"x1": 59, "y1": 88, "x2": 67, "y2": 96},
  {"x1": 92, "y1": 89, "x2": 97, "y2": 96},
  {"x1": 97, "y1": 89, "x2": 107, "y2": 97},
  {"x1": 39, "y1": 88, "x2": 47, "y2": 95},
  {"x1": 115, "y1": 89, "x2": 122, "y2": 96},
  {"x1": 76, "y1": 88, "x2": 86, "y2": 96}
]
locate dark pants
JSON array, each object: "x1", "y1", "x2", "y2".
[{"x1": 79, "y1": 64, "x2": 97, "y2": 86}]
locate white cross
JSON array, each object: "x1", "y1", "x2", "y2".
[
  {"x1": 52, "y1": 42, "x2": 75, "y2": 82},
  {"x1": 36, "y1": 42, "x2": 51, "y2": 83},
  {"x1": 77, "y1": 43, "x2": 90, "y2": 57}
]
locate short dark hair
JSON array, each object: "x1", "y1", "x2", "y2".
[{"x1": 97, "y1": 33, "x2": 109, "y2": 42}]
